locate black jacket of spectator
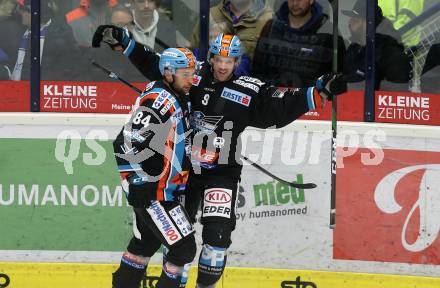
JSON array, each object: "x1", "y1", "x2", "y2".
[
  {"x1": 0, "y1": 6, "x2": 88, "y2": 81},
  {"x1": 252, "y1": 1, "x2": 345, "y2": 87},
  {"x1": 343, "y1": 17, "x2": 411, "y2": 89}
]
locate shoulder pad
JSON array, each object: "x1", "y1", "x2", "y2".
[{"x1": 138, "y1": 88, "x2": 172, "y2": 109}]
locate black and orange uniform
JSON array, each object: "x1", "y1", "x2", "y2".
[
  {"x1": 123, "y1": 38, "x2": 323, "y2": 286},
  {"x1": 112, "y1": 80, "x2": 196, "y2": 288}
]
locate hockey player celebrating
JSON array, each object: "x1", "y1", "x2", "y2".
[
  {"x1": 112, "y1": 47, "x2": 197, "y2": 288},
  {"x1": 93, "y1": 26, "x2": 346, "y2": 288}
]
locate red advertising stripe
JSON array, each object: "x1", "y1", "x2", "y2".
[
  {"x1": 375, "y1": 90, "x2": 440, "y2": 125},
  {"x1": 40, "y1": 80, "x2": 146, "y2": 113},
  {"x1": 334, "y1": 148, "x2": 440, "y2": 264},
  {"x1": 0, "y1": 80, "x2": 30, "y2": 112}
]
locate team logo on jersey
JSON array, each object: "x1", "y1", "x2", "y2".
[
  {"x1": 272, "y1": 88, "x2": 288, "y2": 98},
  {"x1": 123, "y1": 129, "x2": 148, "y2": 143},
  {"x1": 190, "y1": 111, "x2": 223, "y2": 134},
  {"x1": 220, "y1": 87, "x2": 251, "y2": 107}
]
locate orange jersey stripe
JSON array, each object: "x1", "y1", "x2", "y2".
[
  {"x1": 155, "y1": 122, "x2": 176, "y2": 200},
  {"x1": 139, "y1": 92, "x2": 160, "y2": 106},
  {"x1": 119, "y1": 172, "x2": 131, "y2": 180}
]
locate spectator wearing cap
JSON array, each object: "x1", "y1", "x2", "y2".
[
  {"x1": 252, "y1": 0, "x2": 345, "y2": 88},
  {"x1": 342, "y1": 0, "x2": 411, "y2": 89}
]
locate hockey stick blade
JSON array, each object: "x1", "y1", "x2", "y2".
[{"x1": 241, "y1": 156, "x2": 317, "y2": 189}]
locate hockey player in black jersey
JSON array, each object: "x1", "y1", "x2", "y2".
[
  {"x1": 112, "y1": 47, "x2": 197, "y2": 288},
  {"x1": 93, "y1": 26, "x2": 346, "y2": 288}
]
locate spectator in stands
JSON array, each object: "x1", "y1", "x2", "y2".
[
  {"x1": 121, "y1": 0, "x2": 160, "y2": 48},
  {"x1": 0, "y1": 0, "x2": 21, "y2": 79},
  {"x1": 190, "y1": 0, "x2": 273, "y2": 61},
  {"x1": 1, "y1": 0, "x2": 84, "y2": 81},
  {"x1": 378, "y1": 0, "x2": 424, "y2": 48},
  {"x1": 97, "y1": 4, "x2": 151, "y2": 82},
  {"x1": 342, "y1": 0, "x2": 411, "y2": 89},
  {"x1": 66, "y1": 0, "x2": 117, "y2": 47},
  {"x1": 111, "y1": 5, "x2": 134, "y2": 27},
  {"x1": 252, "y1": 0, "x2": 345, "y2": 87},
  {"x1": 0, "y1": 0, "x2": 15, "y2": 20}
]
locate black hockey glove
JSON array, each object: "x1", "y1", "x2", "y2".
[
  {"x1": 92, "y1": 25, "x2": 131, "y2": 51},
  {"x1": 315, "y1": 73, "x2": 347, "y2": 101}
]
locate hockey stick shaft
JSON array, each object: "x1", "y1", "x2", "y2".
[
  {"x1": 91, "y1": 60, "x2": 143, "y2": 94},
  {"x1": 241, "y1": 156, "x2": 317, "y2": 189},
  {"x1": 91, "y1": 61, "x2": 317, "y2": 190},
  {"x1": 329, "y1": 0, "x2": 338, "y2": 229}
]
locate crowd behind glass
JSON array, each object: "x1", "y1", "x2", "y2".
[{"x1": 0, "y1": 0, "x2": 438, "y2": 93}]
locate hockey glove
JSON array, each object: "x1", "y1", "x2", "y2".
[
  {"x1": 92, "y1": 25, "x2": 131, "y2": 51},
  {"x1": 315, "y1": 73, "x2": 347, "y2": 101}
]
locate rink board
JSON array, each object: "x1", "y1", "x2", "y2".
[
  {"x1": 1, "y1": 262, "x2": 440, "y2": 288},
  {"x1": 1, "y1": 113, "x2": 440, "y2": 279}
]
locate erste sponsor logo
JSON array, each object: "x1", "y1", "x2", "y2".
[{"x1": 220, "y1": 87, "x2": 251, "y2": 107}]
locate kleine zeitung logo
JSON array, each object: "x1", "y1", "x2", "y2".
[
  {"x1": 42, "y1": 84, "x2": 98, "y2": 109},
  {"x1": 377, "y1": 94, "x2": 430, "y2": 121}
]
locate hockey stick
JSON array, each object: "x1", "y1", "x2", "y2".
[
  {"x1": 91, "y1": 60, "x2": 143, "y2": 94},
  {"x1": 329, "y1": 0, "x2": 338, "y2": 229},
  {"x1": 91, "y1": 61, "x2": 317, "y2": 190},
  {"x1": 241, "y1": 156, "x2": 317, "y2": 189}
]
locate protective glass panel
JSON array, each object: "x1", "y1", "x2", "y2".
[
  {"x1": 39, "y1": 0, "x2": 199, "y2": 113},
  {"x1": 0, "y1": 0, "x2": 31, "y2": 111}
]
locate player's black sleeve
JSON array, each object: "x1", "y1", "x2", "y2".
[
  {"x1": 125, "y1": 41, "x2": 163, "y2": 81},
  {"x1": 249, "y1": 85, "x2": 317, "y2": 129}
]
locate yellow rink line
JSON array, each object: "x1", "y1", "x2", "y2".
[{"x1": 1, "y1": 262, "x2": 440, "y2": 288}]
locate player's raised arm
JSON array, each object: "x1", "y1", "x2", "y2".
[{"x1": 92, "y1": 24, "x2": 162, "y2": 81}]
